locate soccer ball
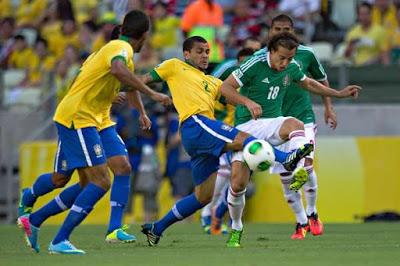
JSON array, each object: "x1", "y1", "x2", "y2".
[{"x1": 243, "y1": 140, "x2": 275, "y2": 171}]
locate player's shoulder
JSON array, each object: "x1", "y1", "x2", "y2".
[
  {"x1": 297, "y1": 44, "x2": 317, "y2": 57},
  {"x1": 239, "y1": 50, "x2": 268, "y2": 71},
  {"x1": 103, "y1": 40, "x2": 133, "y2": 56},
  {"x1": 205, "y1": 74, "x2": 223, "y2": 86}
]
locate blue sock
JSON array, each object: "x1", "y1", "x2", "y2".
[
  {"x1": 52, "y1": 183, "x2": 106, "y2": 244},
  {"x1": 23, "y1": 173, "x2": 55, "y2": 207},
  {"x1": 273, "y1": 147, "x2": 290, "y2": 163},
  {"x1": 215, "y1": 187, "x2": 229, "y2": 219},
  {"x1": 154, "y1": 193, "x2": 203, "y2": 236},
  {"x1": 29, "y1": 183, "x2": 82, "y2": 228},
  {"x1": 108, "y1": 175, "x2": 130, "y2": 233}
]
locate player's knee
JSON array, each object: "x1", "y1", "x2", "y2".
[
  {"x1": 52, "y1": 174, "x2": 71, "y2": 188},
  {"x1": 91, "y1": 173, "x2": 111, "y2": 190},
  {"x1": 286, "y1": 118, "x2": 304, "y2": 132},
  {"x1": 305, "y1": 158, "x2": 313, "y2": 167},
  {"x1": 230, "y1": 181, "x2": 246, "y2": 193},
  {"x1": 115, "y1": 161, "x2": 132, "y2": 176}
]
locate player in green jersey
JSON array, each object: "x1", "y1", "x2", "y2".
[
  {"x1": 267, "y1": 14, "x2": 334, "y2": 239},
  {"x1": 220, "y1": 32, "x2": 361, "y2": 247}
]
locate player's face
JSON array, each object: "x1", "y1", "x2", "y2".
[
  {"x1": 185, "y1": 42, "x2": 210, "y2": 71},
  {"x1": 134, "y1": 31, "x2": 149, "y2": 53},
  {"x1": 269, "y1": 46, "x2": 296, "y2": 72},
  {"x1": 269, "y1": 21, "x2": 294, "y2": 39}
]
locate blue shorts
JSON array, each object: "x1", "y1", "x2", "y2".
[
  {"x1": 54, "y1": 124, "x2": 127, "y2": 175},
  {"x1": 180, "y1": 115, "x2": 239, "y2": 186}
]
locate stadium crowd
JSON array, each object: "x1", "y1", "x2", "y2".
[{"x1": 1, "y1": 0, "x2": 400, "y2": 221}]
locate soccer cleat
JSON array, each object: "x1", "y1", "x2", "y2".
[
  {"x1": 201, "y1": 215, "x2": 211, "y2": 234},
  {"x1": 18, "y1": 189, "x2": 33, "y2": 218},
  {"x1": 105, "y1": 224, "x2": 137, "y2": 243},
  {"x1": 283, "y1": 143, "x2": 314, "y2": 172},
  {"x1": 289, "y1": 167, "x2": 308, "y2": 191},
  {"x1": 291, "y1": 223, "x2": 308, "y2": 240},
  {"x1": 226, "y1": 229, "x2": 243, "y2": 248},
  {"x1": 210, "y1": 214, "x2": 229, "y2": 235},
  {"x1": 308, "y1": 213, "x2": 324, "y2": 236},
  {"x1": 141, "y1": 223, "x2": 161, "y2": 247},
  {"x1": 48, "y1": 240, "x2": 86, "y2": 255},
  {"x1": 17, "y1": 215, "x2": 40, "y2": 253}
]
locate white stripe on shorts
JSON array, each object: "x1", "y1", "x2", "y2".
[
  {"x1": 192, "y1": 115, "x2": 233, "y2": 143},
  {"x1": 77, "y1": 129, "x2": 93, "y2": 167},
  {"x1": 54, "y1": 141, "x2": 61, "y2": 172}
]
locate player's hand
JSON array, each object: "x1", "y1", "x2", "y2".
[
  {"x1": 113, "y1": 92, "x2": 127, "y2": 104},
  {"x1": 245, "y1": 99, "x2": 262, "y2": 120},
  {"x1": 151, "y1": 92, "x2": 172, "y2": 106},
  {"x1": 139, "y1": 114, "x2": 152, "y2": 130},
  {"x1": 324, "y1": 107, "x2": 337, "y2": 130},
  {"x1": 338, "y1": 85, "x2": 361, "y2": 98}
]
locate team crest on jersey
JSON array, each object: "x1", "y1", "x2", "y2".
[
  {"x1": 283, "y1": 75, "x2": 290, "y2": 87},
  {"x1": 61, "y1": 160, "x2": 67, "y2": 171},
  {"x1": 93, "y1": 144, "x2": 103, "y2": 158},
  {"x1": 120, "y1": 49, "x2": 128, "y2": 59},
  {"x1": 221, "y1": 124, "x2": 233, "y2": 132}
]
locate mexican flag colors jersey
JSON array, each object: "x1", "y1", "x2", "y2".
[{"x1": 232, "y1": 50, "x2": 306, "y2": 125}]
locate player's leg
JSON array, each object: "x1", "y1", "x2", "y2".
[{"x1": 49, "y1": 125, "x2": 110, "y2": 255}]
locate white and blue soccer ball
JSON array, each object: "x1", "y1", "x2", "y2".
[{"x1": 243, "y1": 139, "x2": 275, "y2": 171}]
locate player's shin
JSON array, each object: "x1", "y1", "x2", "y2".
[
  {"x1": 22, "y1": 173, "x2": 55, "y2": 208},
  {"x1": 304, "y1": 167, "x2": 318, "y2": 216},
  {"x1": 227, "y1": 187, "x2": 246, "y2": 231},
  {"x1": 108, "y1": 175, "x2": 130, "y2": 233},
  {"x1": 281, "y1": 177, "x2": 308, "y2": 225}
]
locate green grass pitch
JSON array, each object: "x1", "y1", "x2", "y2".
[{"x1": 1, "y1": 223, "x2": 400, "y2": 266}]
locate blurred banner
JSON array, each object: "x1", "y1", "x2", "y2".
[{"x1": 20, "y1": 137, "x2": 400, "y2": 224}]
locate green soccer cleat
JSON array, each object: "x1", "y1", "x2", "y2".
[
  {"x1": 283, "y1": 143, "x2": 314, "y2": 172},
  {"x1": 226, "y1": 229, "x2": 243, "y2": 248},
  {"x1": 18, "y1": 189, "x2": 33, "y2": 218},
  {"x1": 105, "y1": 225, "x2": 137, "y2": 243},
  {"x1": 289, "y1": 167, "x2": 309, "y2": 191}
]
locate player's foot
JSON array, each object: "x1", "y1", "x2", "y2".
[
  {"x1": 48, "y1": 240, "x2": 85, "y2": 255},
  {"x1": 289, "y1": 167, "x2": 308, "y2": 191},
  {"x1": 210, "y1": 214, "x2": 228, "y2": 235},
  {"x1": 283, "y1": 144, "x2": 314, "y2": 172},
  {"x1": 291, "y1": 223, "x2": 308, "y2": 240},
  {"x1": 226, "y1": 229, "x2": 243, "y2": 248},
  {"x1": 308, "y1": 213, "x2": 324, "y2": 236},
  {"x1": 105, "y1": 225, "x2": 137, "y2": 243},
  {"x1": 17, "y1": 215, "x2": 40, "y2": 253},
  {"x1": 201, "y1": 215, "x2": 211, "y2": 234},
  {"x1": 141, "y1": 223, "x2": 161, "y2": 246},
  {"x1": 18, "y1": 189, "x2": 33, "y2": 218}
]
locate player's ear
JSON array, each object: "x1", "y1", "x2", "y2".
[{"x1": 183, "y1": 50, "x2": 190, "y2": 60}]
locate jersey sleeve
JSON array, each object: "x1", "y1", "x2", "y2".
[
  {"x1": 231, "y1": 57, "x2": 258, "y2": 87},
  {"x1": 291, "y1": 60, "x2": 307, "y2": 83},
  {"x1": 307, "y1": 50, "x2": 327, "y2": 81},
  {"x1": 150, "y1": 59, "x2": 177, "y2": 82},
  {"x1": 106, "y1": 42, "x2": 133, "y2": 67}
]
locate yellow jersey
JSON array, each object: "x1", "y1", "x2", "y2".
[
  {"x1": 54, "y1": 38, "x2": 134, "y2": 129},
  {"x1": 9, "y1": 48, "x2": 35, "y2": 69},
  {"x1": 151, "y1": 58, "x2": 222, "y2": 123}
]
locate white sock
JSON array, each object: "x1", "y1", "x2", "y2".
[
  {"x1": 227, "y1": 187, "x2": 246, "y2": 231},
  {"x1": 201, "y1": 173, "x2": 229, "y2": 218},
  {"x1": 281, "y1": 177, "x2": 308, "y2": 225},
  {"x1": 304, "y1": 167, "x2": 318, "y2": 216}
]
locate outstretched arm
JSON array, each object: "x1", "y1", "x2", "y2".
[
  {"x1": 298, "y1": 77, "x2": 361, "y2": 99},
  {"x1": 320, "y1": 80, "x2": 337, "y2": 129},
  {"x1": 126, "y1": 90, "x2": 152, "y2": 130}
]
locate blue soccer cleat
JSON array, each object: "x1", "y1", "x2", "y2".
[
  {"x1": 18, "y1": 189, "x2": 33, "y2": 218},
  {"x1": 141, "y1": 223, "x2": 161, "y2": 246},
  {"x1": 17, "y1": 215, "x2": 40, "y2": 253},
  {"x1": 48, "y1": 240, "x2": 86, "y2": 255},
  {"x1": 105, "y1": 225, "x2": 137, "y2": 243},
  {"x1": 201, "y1": 215, "x2": 211, "y2": 234}
]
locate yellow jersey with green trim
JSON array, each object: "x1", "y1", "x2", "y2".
[
  {"x1": 54, "y1": 39, "x2": 134, "y2": 129},
  {"x1": 151, "y1": 58, "x2": 222, "y2": 123}
]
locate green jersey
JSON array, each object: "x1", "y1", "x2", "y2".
[{"x1": 232, "y1": 51, "x2": 306, "y2": 125}]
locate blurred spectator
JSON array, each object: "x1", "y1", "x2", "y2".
[
  {"x1": 181, "y1": 0, "x2": 224, "y2": 63},
  {"x1": 165, "y1": 109, "x2": 194, "y2": 202},
  {"x1": 345, "y1": 2, "x2": 390, "y2": 66},
  {"x1": 71, "y1": 0, "x2": 97, "y2": 24},
  {"x1": 54, "y1": 59, "x2": 71, "y2": 102},
  {"x1": 16, "y1": 0, "x2": 48, "y2": 27},
  {"x1": 391, "y1": 5, "x2": 400, "y2": 63},
  {"x1": 48, "y1": 19, "x2": 80, "y2": 59},
  {"x1": 230, "y1": 0, "x2": 262, "y2": 47},
  {"x1": 0, "y1": 17, "x2": 16, "y2": 68},
  {"x1": 79, "y1": 21, "x2": 97, "y2": 55},
  {"x1": 0, "y1": 0, "x2": 12, "y2": 18},
  {"x1": 215, "y1": 0, "x2": 237, "y2": 24},
  {"x1": 56, "y1": 0, "x2": 75, "y2": 21},
  {"x1": 39, "y1": 1, "x2": 63, "y2": 41},
  {"x1": 8, "y1": 35, "x2": 35, "y2": 69},
  {"x1": 135, "y1": 43, "x2": 161, "y2": 74},
  {"x1": 150, "y1": 1, "x2": 181, "y2": 51},
  {"x1": 372, "y1": 0, "x2": 398, "y2": 33},
  {"x1": 91, "y1": 12, "x2": 119, "y2": 52}
]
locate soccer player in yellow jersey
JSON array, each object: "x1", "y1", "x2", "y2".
[
  {"x1": 18, "y1": 10, "x2": 171, "y2": 255},
  {"x1": 140, "y1": 36, "x2": 313, "y2": 246}
]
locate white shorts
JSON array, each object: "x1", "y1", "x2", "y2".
[
  {"x1": 232, "y1": 117, "x2": 291, "y2": 162},
  {"x1": 270, "y1": 122, "x2": 317, "y2": 174},
  {"x1": 218, "y1": 152, "x2": 232, "y2": 178}
]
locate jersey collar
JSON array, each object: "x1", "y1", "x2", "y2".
[
  {"x1": 266, "y1": 51, "x2": 272, "y2": 68},
  {"x1": 184, "y1": 59, "x2": 206, "y2": 73}
]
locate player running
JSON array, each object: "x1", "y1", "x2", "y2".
[
  {"x1": 221, "y1": 32, "x2": 361, "y2": 247},
  {"x1": 139, "y1": 36, "x2": 313, "y2": 247},
  {"x1": 17, "y1": 10, "x2": 171, "y2": 254}
]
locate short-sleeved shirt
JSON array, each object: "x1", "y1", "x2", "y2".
[
  {"x1": 54, "y1": 38, "x2": 134, "y2": 129},
  {"x1": 150, "y1": 58, "x2": 222, "y2": 123},
  {"x1": 232, "y1": 51, "x2": 306, "y2": 125}
]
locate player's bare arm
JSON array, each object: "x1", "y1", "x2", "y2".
[
  {"x1": 126, "y1": 90, "x2": 152, "y2": 130},
  {"x1": 110, "y1": 59, "x2": 171, "y2": 106},
  {"x1": 220, "y1": 74, "x2": 262, "y2": 119},
  {"x1": 299, "y1": 77, "x2": 361, "y2": 99},
  {"x1": 320, "y1": 80, "x2": 337, "y2": 129}
]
